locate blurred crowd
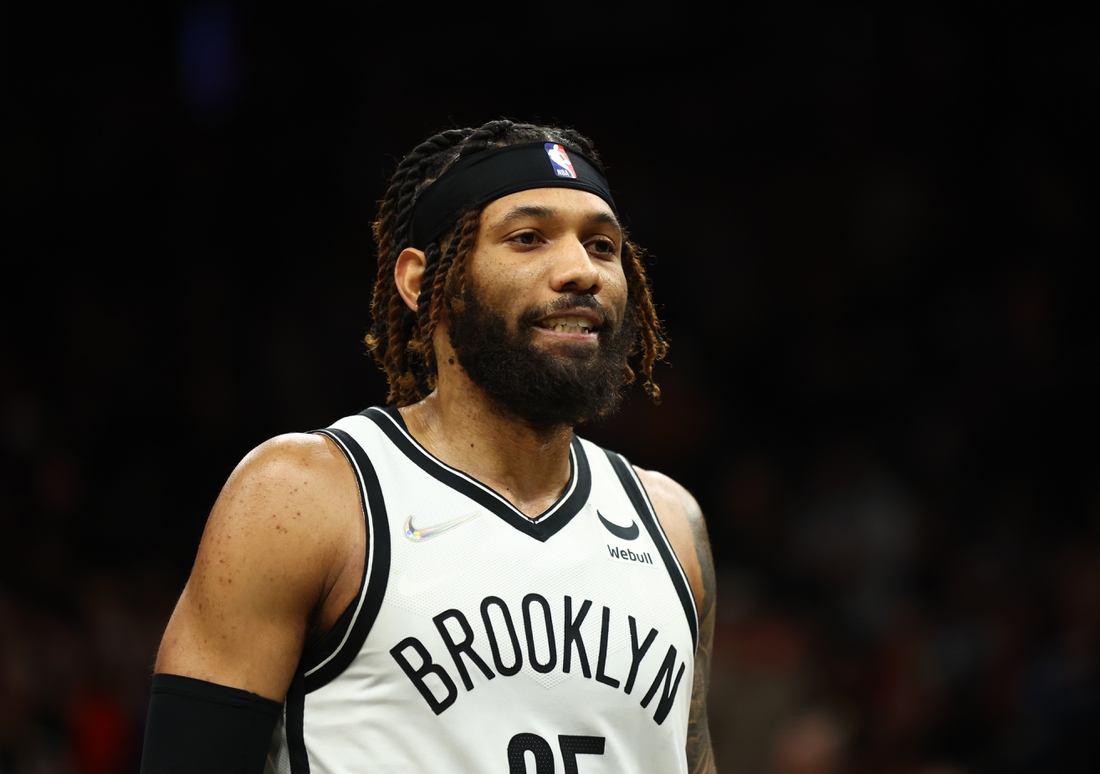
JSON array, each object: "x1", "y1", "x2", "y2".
[{"x1": 2, "y1": 6, "x2": 1095, "y2": 773}]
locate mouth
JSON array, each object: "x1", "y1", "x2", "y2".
[
  {"x1": 538, "y1": 315, "x2": 599, "y2": 335},
  {"x1": 525, "y1": 298, "x2": 609, "y2": 343}
]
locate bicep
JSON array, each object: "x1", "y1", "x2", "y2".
[
  {"x1": 156, "y1": 555, "x2": 310, "y2": 703},
  {"x1": 156, "y1": 435, "x2": 359, "y2": 701}
]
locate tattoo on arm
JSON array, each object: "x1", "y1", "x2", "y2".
[{"x1": 685, "y1": 494, "x2": 717, "y2": 774}]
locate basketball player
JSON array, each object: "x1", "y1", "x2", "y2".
[{"x1": 141, "y1": 121, "x2": 717, "y2": 773}]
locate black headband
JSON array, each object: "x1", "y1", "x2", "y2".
[{"x1": 407, "y1": 141, "x2": 617, "y2": 250}]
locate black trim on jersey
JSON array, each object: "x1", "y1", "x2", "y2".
[
  {"x1": 285, "y1": 671, "x2": 310, "y2": 774},
  {"x1": 604, "y1": 450, "x2": 699, "y2": 653},
  {"x1": 363, "y1": 406, "x2": 592, "y2": 542},
  {"x1": 297, "y1": 428, "x2": 391, "y2": 693}
]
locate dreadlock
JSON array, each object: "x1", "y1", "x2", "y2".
[{"x1": 366, "y1": 120, "x2": 669, "y2": 407}]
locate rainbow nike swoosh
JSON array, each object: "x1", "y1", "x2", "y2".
[{"x1": 404, "y1": 512, "x2": 479, "y2": 542}]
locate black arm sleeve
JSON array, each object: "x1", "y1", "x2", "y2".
[{"x1": 140, "y1": 673, "x2": 284, "y2": 774}]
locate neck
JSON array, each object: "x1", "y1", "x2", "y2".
[{"x1": 398, "y1": 366, "x2": 574, "y2": 519}]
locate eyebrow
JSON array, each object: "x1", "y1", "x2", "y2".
[{"x1": 492, "y1": 204, "x2": 622, "y2": 232}]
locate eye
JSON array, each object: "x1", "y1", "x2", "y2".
[
  {"x1": 587, "y1": 236, "x2": 619, "y2": 257},
  {"x1": 509, "y1": 231, "x2": 541, "y2": 247}
]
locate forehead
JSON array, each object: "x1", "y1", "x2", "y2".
[{"x1": 480, "y1": 188, "x2": 619, "y2": 230}]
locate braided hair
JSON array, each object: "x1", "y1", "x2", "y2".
[{"x1": 366, "y1": 120, "x2": 668, "y2": 407}]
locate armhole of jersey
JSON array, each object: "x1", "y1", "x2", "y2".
[
  {"x1": 284, "y1": 670, "x2": 310, "y2": 774},
  {"x1": 296, "y1": 427, "x2": 391, "y2": 694},
  {"x1": 604, "y1": 450, "x2": 699, "y2": 653}
]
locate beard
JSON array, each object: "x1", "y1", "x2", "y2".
[{"x1": 447, "y1": 286, "x2": 638, "y2": 429}]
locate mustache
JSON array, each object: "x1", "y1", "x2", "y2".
[{"x1": 518, "y1": 294, "x2": 614, "y2": 329}]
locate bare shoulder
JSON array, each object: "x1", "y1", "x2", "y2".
[
  {"x1": 197, "y1": 432, "x2": 361, "y2": 579},
  {"x1": 156, "y1": 432, "x2": 363, "y2": 700},
  {"x1": 634, "y1": 467, "x2": 703, "y2": 525},
  {"x1": 212, "y1": 432, "x2": 359, "y2": 534},
  {"x1": 634, "y1": 467, "x2": 710, "y2": 612}
]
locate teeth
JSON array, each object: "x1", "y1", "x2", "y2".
[{"x1": 542, "y1": 316, "x2": 593, "y2": 334}]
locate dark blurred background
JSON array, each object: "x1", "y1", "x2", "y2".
[{"x1": 2, "y1": 6, "x2": 1097, "y2": 773}]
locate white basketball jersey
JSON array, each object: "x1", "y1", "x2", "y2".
[{"x1": 266, "y1": 407, "x2": 699, "y2": 774}]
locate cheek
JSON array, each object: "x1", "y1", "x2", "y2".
[
  {"x1": 468, "y1": 250, "x2": 539, "y2": 295},
  {"x1": 475, "y1": 263, "x2": 547, "y2": 315},
  {"x1": 603, "y1": 265, "x2": 629, "y2": 310}
]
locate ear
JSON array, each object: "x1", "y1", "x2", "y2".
[{"x1": 394, "y1": 247, "x2": 427, "y2": 313}]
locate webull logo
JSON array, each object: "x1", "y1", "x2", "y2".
[{"x1": 607, "y1": 545, "x2": 654, "y2": 566}]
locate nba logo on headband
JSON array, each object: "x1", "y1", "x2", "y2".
[
  {"x1": 408, "y1": 142, "x2": 617, "y2": 248},
  {"x1": 544, "y1": 143, "x2": 577, "y2": 179}
]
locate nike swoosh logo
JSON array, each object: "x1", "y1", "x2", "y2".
[
  {"x1": 598, "y1": 510, "x2": 639, "y2": 541},
  {"x1": 405, "y1": 512, "x2": 479, "y2": 542}
]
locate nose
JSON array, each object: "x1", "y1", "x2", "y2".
[{"x1": 550, "y1": 237, "x2": 601, "y2": 295}]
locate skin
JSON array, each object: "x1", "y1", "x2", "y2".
[{"x1": 156, "y1": 187, "x2": 716, "y2": 773}]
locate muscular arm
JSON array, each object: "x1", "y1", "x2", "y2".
[
  {"x1": 155, "y1": 433, "x2": 363, "y2": 700},
  {"x1": 637, "y1": 468, "x2": 718, "y2": 774}
]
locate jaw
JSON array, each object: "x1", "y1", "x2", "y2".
[{"x1": 446, "y1": 291, "x2": 634, "y2": 428}]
